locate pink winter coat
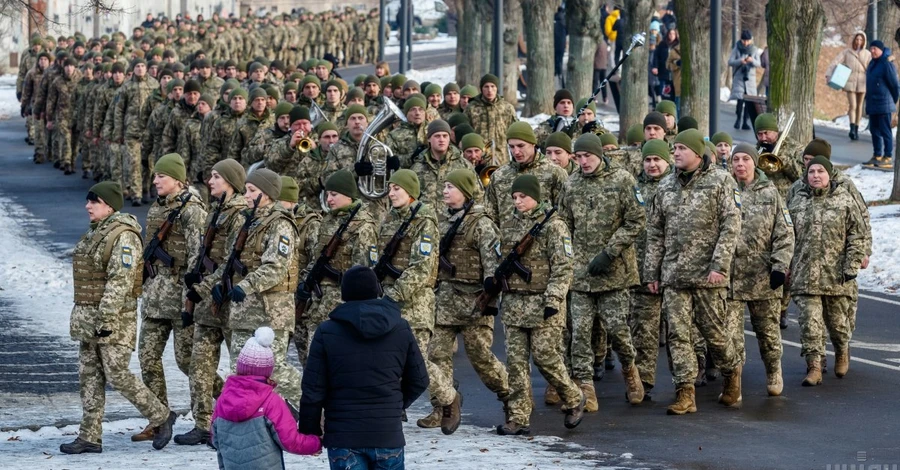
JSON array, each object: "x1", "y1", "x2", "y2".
[{"x1": 211, "y1": 375, "x2": 322, "y2": 470}]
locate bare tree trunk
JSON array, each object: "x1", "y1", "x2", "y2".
[
  {"x1": 619, "y1": 0, "x2": 654, "y2": 140},
  {"x1": 767, "y1": 0, "x2": 826, "y2": 144},
  {"x1": 675, "y1": 0, "x2": 711, "y2": 132},
  {"x1": 565, "y1": 0, "x2": 601, "y2": 101},
  {"x1": 881, "y1": 1, "x2": 900, "y2": 200},
  {"x1": 502, "y1": 0, "x2": 523, "y2": 106},
  {"x1": 457, "y1": 0, "x2": 484, "y2": 87},
  {"x1": 522, "y1": 0, "x2": 562, "y2": 116}
]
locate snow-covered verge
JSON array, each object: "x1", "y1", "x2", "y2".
[
  {"x1": 386, "y1": 32, "x2": 457, "y2": 55},
  {"x1": 0, "y1": 74, "x2": 19, "y2": 120},
  {"x1": 404, "y1": 64, "x2": 456, "y2": 90},
  {"x1": 518, "y1": 109, "x2": 621, "y2": 134},
  {"x1": 845, "y1": 166, "x2": 900, "y2": 293}
]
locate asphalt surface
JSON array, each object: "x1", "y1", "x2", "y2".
[{"x1": 2, "y1": 49, "x2": 900, "y2": 468}]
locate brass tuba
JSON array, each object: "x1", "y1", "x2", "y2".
[
  {"x1": 478, "y1": 165, "x2": 498, "y2": 187},
  {"x1": 356, "y1": 98, "x2": 407, "y2": 199},
  {"x1": 757, "y1": 112, "x2": 795, "y2": 175}
]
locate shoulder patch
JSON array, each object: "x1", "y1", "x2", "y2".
[
  {"x1": 634, "y1": 186, "x2": 645, "y2": 205},
  {"x1": 782, "y1": 207, "x2": 793, "y2": 227},
  {"x1": 563, "y1": 237, "x2": 574, "y2": 257},
  {"x1": 277, "y1": 235, "x2": 290, "y2": 257},
  {"x1": 494, "y1": 241, "x2": 502, "y2": 258},
  {"x1": 733, "y1": 188, "x2": 742, "y2": 208},
  {"x1": 419, "y1": 235, "x2": 433, "y2": 256},
  {"x1": 121, "y1": 246, "x2": 133, "y2": 268},
  {"x1": 369, "y1": 245, "x2": 378, "y2": 266}
]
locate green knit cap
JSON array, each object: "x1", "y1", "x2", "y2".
[
  {"x1": 443, "y1": 82, "x2": 460, "y2": 94},
  {"x1": 249, "y1": 87, "x2": 267, "y2": 100},
  {"x1": 325, "y1": 170, "x2": 359, "y2": 199},
  {"x1": 199, "y1": 93, "x2": 216, "y2": 108},
  {"x1": 460, "y1": 133, "x2": 485, "y2": 151},
  {"x1": 575, "y1": 97, "x2": 596, "y2": 114},
  {"x1": 403, "y1": 96, "x2": 426, "y2": 113},
  {"x1": 479, "y1": 73, "x2": 499, "y2": 88},
  {"x1": 454, "y1": 123, "x2": 475, "y2": 142},
  {"x1": 674, "y1": 129, "x2": 706, "y2": 157},
  {"x1": 212, "y1": 158, "x2": 246, "y2": 193},
  {"x1": 301, "y1": 75, "x2": 320, "y2": 88},
  {"x1": 274, "y1": 101, "x2": 293, "y2": 118},
  {"x1": 754, "y1": 113, "x2": 778, "y2": 132},
  {"x1": 677, "y1": 116, "x2": 698, "y2": 131},
  {"x1": 424, "y1": 83, "x2": 442, "y2": 97},
  {"x1": 380, "y1": 76, "x2": 392, "y2": 88},
  {"x1": 155, "y1": 153, "x2": 187, "y2": 182},
  {"x1": 600, "y1": 133, "x2": 619, "y2": 147},
  {"x1": 283, "y1": 82, "x2": 298, "y2": 94},
  {"x1": 444, "y1": 169, "x2": 478, "y2": 200},
  {"x1": 642, "y1": 139, "x2": 673, "y2": 164},
  {"x1": 544, "y1": 131, "x2": 572, "y2": 152},
  {"x1": 246, "y1": 168, "x2": 282, "y2": 201},
  {"x1": 573, "y1": 133, "x2": 605, "y2": 157},
  {"x1": 343, "y1": 104, "x2": 368, "y2": 120},
  {"x1": 230, "y1": 87, "x2": 249, "y2": 101},
  {"x1": 388, "y1": 169, "x2": 420, "y2": 199},
  {"x1": 354, "y1": 74, "x2": 367, "y2": 86},
  {"x1": 316, "y1": 121, "x2": 339, "y2": 135},
  {"x1": 656, "y1": 100, "x2": 677, "y2": 117},
  {"x1": 87, "y1": 182, "x2": 124, "y2": 212},
  {"x1": 803, "y1": 138, "x2": 831, "y2": 159},
  {"x1": 347, "y1": 87, "x2": 365, "y2": 101},
  {"x1": 460, "y1": 85, "x2": 478, "y2": 98},
  {"x1": 279, "y1": 176, "x2": 299, "y2": 203},
  {"x1": 705, "y1": 140, "x2": 717, "y2": 157},
  {"x1": 809, "y1": 155, "x2": 833, "y2": 176},
  {"x1": 506, "y1": 121, "x2": 536, "y2": 145},
  {"x1": 510, "y1": 174, "x2": 541, "y2": 201},
  {"x1": 446, "y1": 112, "x2": 468, "y2": 128},
  {"x1": 390, "y1": 74, "x2": 407, "y2": 89},
  {"x1": 731, "y1": 142, "x2": 759, "y2": 165},
  {"x1": 625, "y1": 123, "x2": 645, "y2": 145},
  {"x1": 711, "y1": 131, "x2": 733, "y2": 146}
]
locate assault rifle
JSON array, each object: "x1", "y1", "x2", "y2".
[
  {"x1": 181, "y1": 194, "x2": 226, "y2": 327},
  {"x1": 374, "y1": 202, "x2": 422, "y2": 282},
  {"x1": 143, "y1": 193, "x2": 192, "y2": 282},
  {"x1": 475, "y1": 206, "x2": 557, "y2": 313},
  {"x1": 438, "y1": 200, "x2": 474, "y2": 276},
  {"x1": 213, "y1": 194, "x2": 261, "y2": 313}
]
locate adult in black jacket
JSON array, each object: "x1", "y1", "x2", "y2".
[{"x1": 299, "y1": 266, "x2": 429, "y2": 468}]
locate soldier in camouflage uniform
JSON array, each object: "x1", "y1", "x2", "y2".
[
  {"x1": 644, "y1": 129, "x2": 743, "y2": 415},
  {"x1": 113, "y1": 59, "x2": 158, "y2": 205},
  {"x1": 711, "y1": 132, "x2": 733, "y2": 170},
  {"x1": 22, "y1": 52, "x2": 50, "y2": 163},
  {"x1": 493, "y1": 174, "x2": 585, "y2": 435},
  {"x1": 420, "y1": 169, "x2": 509, "y2": 429},
  {"x1": 385, "y1": 96, "x2": 429, "y2": 168},
  {"x1": 787, "y1": 156, "x2": 866, "y2": 386},
  {"x1": 544, "y1": 132, "x2": 578, "y2": 175},
  {"x1": 377, "y1": 170, "x2": 462, "y2": 435},
  {"x1": 34, "y1": 52, "x2": 64, "y2": 166},
  {"x1": 726, "y1": 144, "x2": 795, "y2": 397},
  {"x1": 655, "y1": 100, "x2": 678, "y2": 144},
  {"x1": 605, "y1": 115, "x2": 656, "y2": 180},
  {"x1": 83, "y1": 64, "x2": 112, "y2": 178},
  {"x1": 534, "y1": 90, "x2": 576, "y2": 148},
  {"x1": 298, "y1": 75, "x2": 325, "y2": 109},
  {"x1": 322, "y1": 79, "x2": 348, "y2": 122},
  {"x1": 95, "y1": 63, "x2": 127, "y2": 184},
  {"x1": 16, "y1": 38, "x2": 42, "y2": 144},
  {"x1": 277, "y1": 121, "x2": 341, "y2": 210},
  {"x1": 142, "y1": 77, "x2": 181, "y2": 191},
  {"x1": 45, "y1": 58, "x2": 82, "y2": 175},
  {"x1": 179, "y1": 93, "x2": 216, "y2": 203},
  {"x1": 436, "y1": 83, "x2": 462, "y2": 119},
  {"x1": 324, "y1": 105, "x2": 367, "y2": 179},
  {"x1": 161, "y1": 79, "x2": 201, "y2": 157},
  {"x1": 176, "y1": 159, "x2": 247, "y2": 446},
  {"x1": 134, "y1": 154, "x2": 207, "y2": 441},
  {"x1": 232, "y1": 88, "x2": 274, "y2": 167},
  {"x1": 464, "y1": 74, "x2": 517, "y2": 165},
  {"x1": 61, "y1": 182, "x2": 176, "y2": 454},
  {"x1": 73, "y1": 64, "x2": 96, "y2": 178},
  {"x1": 195, "y1": 58, "x2": 224, "y2": 98},
  {"x1": 410, "y1": 120, "x2": 475, "y2": 207},
  {"x1": 245, "y1": 101, "x2": 293, "y2": 172},
  {"x1": 202, "y1": 87, "x2": 246, "y2": 174}
]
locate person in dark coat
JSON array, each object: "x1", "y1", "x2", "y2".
[
  {"x1": 299, "y1": 266, "x2": 429, "y2": 470},
  {"x1": 553, "y1": 7, "x2": 568, "y2": 84},
  {"x1": 863, "y1": 40, "x2": 900, "y2": 169}
]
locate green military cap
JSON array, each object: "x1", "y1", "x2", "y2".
[
  {"x1": 274, "y1": 101, "x2": 293, "y2": 118},
  {"x1": 346, "y1": 87, "x2": 365, "y2": 101},
  {"x1": 289, "y1": 105, "x2": 311, "y2": 124},
  {"x1": 230, "y1": 87, "x2": 249, "y2": 100},
  {"x1": 353, "y1": 74, "x2": 367, "y2": 86},
  {"x1": 388, "y1": 169, "x2": 421, "y2": 199},
  {"x1": 808, "y1": 155, "x2": 833, "y2": 176},
  {"x1": 211, "y1": 159, "x2": 246, "y2": 193},
  {"x1": 677, "y1": 116, "x2": 698, "y2": 131},
  {"x1": 283, "y1": 82, "x2": 298, "y2": 94},
  {"x1": 803, "y1": 138, "x2": 831, "y2": 159},
  {"x1": 643, "y1": 111, "x2": 667, "y2": 129},
  {"x1": 246, "y1": 168, "x2": 282, "y2": 201},
  {"x1": 443, "y1": 82, "x2": 460, "y2": 94},
  {"x1": 444, "y1": 169, "x2": 478, "y2": 200},
  {"x1": 545, "y1": 132, "x2": 572, "y2": 152},
  {"x1": 380, "y1": 76, "x2": 392, "y2": 88},
  {"x1": 754, "y1": 113, "x2": 778, "y2": 132},
  {"x1": 454, "y1": 123, "x2": 475, "y2": 142},
  {"x1": 155, "y1": 153, "x2": 187, "y2": 182},
  {"x1": 199, "y1": 93, "x2": 216, "y2": 108},
  {"x1": 460, "y1": 132, "x2": 485, "y2": 151},
  {"x1": 506, "y1": 121, "x2": 536, "y2": 145},
  {"x1": 510, "y1": 174, "x2": 541, "y2": 201},
  {"x1": 249, "y1": 87, "x2": 267, "y2": 100},
  {"x1": 31, "y1": 38, "x2": 43, "y2": 47},
  {"x1": 325, "y1": 169, "x2": 359, "y2": 199},
  {"x1": 424, "y1": 83, "x2": 442, "y2": 97},
  {"x1": 262, "y1": 84, "x2": 280, "y2": 100},
  {"x1": 279, "y1": 176, "x2": 300, "y2": 203},
  {"x1": 403, "y1": 96, "x2": 426, "y2": 113},
  {"x1": 674, "y1": 129, "x2": 706, "y2": 157},
  {"x1": 87, "y1": 182, "x2": 124, "y2": 212},
  {"x1": 731, "y1": 142, "x2": 759, "y2": 165},
  {"x1": 705, "y1": 140, "x2": 717, "y2": 157},
  {"x1": 364, "y1": 74, "x2": 379, "y2": 86},
  {"x1": 656, "y1": 99, "x2": 677, "y2": 117},
  {"x1": 574, "y1": 133, "x2": 605, "y2": 157},
  {"x1": 575, "y1": 97, "x2": 596, "y2": 114},
  {"x1": 301, "y1": 75, "x2": 320, "y2": 88},
  {"x1": 390, "y1": 74, "x2": 407, "y2": 89},
  {"x1": 248, "y1": 62, "x2": 264, "y2": 74},
  {"x1": 479, "y1": 73, "x2": 499, "y2": 88},
  {"x1": 600, "y1": 133, "x2": 618, "y2": 148},
  {"x1": 427, "y1": 119, "x2": 452, "y2": 139},
  {"x1": 625, "y1": 123, "x2": 645, "y2": 145},
  {"x1": 642, "y1": 139, "x2": 673, "y2": 164},
  {"x1": 316, "y1": 121, "x2": 339, "y2": 135},
  {"x1": 325, "y1": 79, "x2": 345, "y2": 93},
  {"x1": 343, "y1": 104, "x2": 368, "y2": 120},
  {"x1": 711, "y1": 131, "x2": 733, "y2": 146},
  {"x1": 446, "y1": 112, "x2": 469, "y2": 129}
]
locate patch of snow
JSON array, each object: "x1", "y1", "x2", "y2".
[
  {"x1": 844, "y1": 165, "x2": 893, "y2": 202},
  {"x1": 517, "y1": 107, "x2": 620, "y2": 135},
  {"x1": 0, "y1": 74, "x2": 19, "y2": 120},
  {"x1": 404, "y1": 64, "x2": 456, "y2": 89},
  {"x1": 720, "y1": 86, "x2": 733, "y2": 103},
  {"x1": 814, "y1": 114, "x2": 869, "y2": 134},
  {"x1": 844, "y1": 165, "x2": 900, "y2": 294},
  {"x1": 385, "y1": 33, "x2": 457, "y2": 55},
  {"x1": 822, "y1": 27, "x2": 846, "y2": 47}
]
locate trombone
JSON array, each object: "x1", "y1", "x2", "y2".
[{"x1": 757, "y1": 112, "x2": 795, "y2": 175}]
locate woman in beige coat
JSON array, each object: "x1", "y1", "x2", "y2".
[{"x1": 827, "y1": 31, "x2": 871, "y2": 141}]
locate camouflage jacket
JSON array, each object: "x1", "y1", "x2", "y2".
[
  {"x1": 322, "y1": 102, "x2": 347, "y2": 123},
  {"x1": 729, "y1": 170, "x2": 795, "y2": 301},
  {"x1": 604, "y1": 146, "x2": 644, "y2": 179},
  {"x1": 788, "y1": 182, "x2": 866, "y2": 297},
  {"x1": 194, "y1": 192, "x2": 248, "y2": 328},
  {"x1": 484, "y1": 152, "x2": 569, "y2": 224},
  {"x1": 16, "y1": 49, "x2": 39, "y2": 96},
  {"x1": 246, "y1": 125, "x2": 290, "y2": 170},
  {"x1": 46, "y1": 70, "x2": 82, "y2": 124},
  {"x1": 231, "y1": 109, "x2": 274, "y2": 167},
  {"x1": 534, "y1": 114, "x2": 575, "y2": 148},
  {"x1": 409, "y1": 146, "x2": 474, "y2": 208},
  {"x1": 198, "y1": 75, "x2": 224, "y2": 99},
  {"x1": 177, "y1": 109, "x2": 205, "y2": 183},
  {"x1": 143, "y1": 99, "x2": 174, "y2": 162},
  {"x1": 70, "y1": 212, "x2": 143, "y2": 347},
  {"x1": 203, "y1": 108, "x2": 245, "y2": 172},
  {"x1": 386, "y1": 122, "x2": 425, "y2": 168},
  {"x1": 113, "y1": 74, "x2": 157, "y2": 142},
  {"x1": 633, "y1": 170, "x2": 668, "y2": 292},
  {"x1": 306, "y1": 200, "x2": 379, "y2": 278},
  {"x1": 787, "y1": 169, "x2": 872, "y2": 256},
  {"x1": 161, "y1": 99, "x2": 196, "y2": 155},
  {"x1": 275, "y1": 140, "x2": 328, "y2": 210},
  {"x1": 21, "y1": 66, "x2": 43, "y2": 116},
  {"x1": 436, "y1": 102, "x2": 460, "y2": 120},
  {"x1": 73, "y1": 77, "x2": 93, "y2": 134},
  {"x1": 92, "y1": 80, "x2": 122, "y2": 138},
  {"x1": 292, "y1": 204, "x2": 323, "y2": 280},
  {"x1": 463, "y1": 94, "x2": 517, "y2": 164},
  {"x1": 559, "y1": 158, "x2": 645, "y2": 292},
  {"x1": 644, "y1": 157, "x2": 742, "y2": 288},
  {"x1": 33, "y1": 64, "x2": 61, "y2": 117},
  {"x1": 323, "y1": 134, "x2": 362, "y2": 179}
]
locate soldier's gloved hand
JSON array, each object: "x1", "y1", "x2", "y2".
[
  {"x1": 181, "y1": 311, "x2": 194, "y2": 328},
  {"x1": 543, "y1": 307, "x2": 559, "y2": 320},
  {"x1": 296, "y1": 285, "x2": 312, "y2": 303},
  {"x1": 481, "y1": 306, "x2": 499, "y2": 317},
  {"x1": 184, "y1": 272, "x2": 202, "y2": 288},
  {"x1": 842, "y1": 273, "x2": 857, "y2": 284},
  {"x1": 483, "y1": 277, "x2": 501, "y2": 295},
  {"x1": 211, "y1": 284, "x2": 227, "y2": 304},
  {"x1": 769, "y1": 271, "x2": 786, "y2": 290},
  {"x1": 95, "y1": 328, "x2": 113, "y2": 338},
  {"x1": 354, "y1": 160, "x2": 374, "y2": 176},
  {"x1": 588, "y1": 251, "x2": 613, "y2": 276},
  {"x1": 230, "y1": 286, "x2": 246, "y2": 302},
  {"x1": 187, "y1": 288, "x2": 203, "y2": 303},
  {"x1": 386, "y1": 155, "x2": 400, "y2": 171},
  {"x1": 16, "y1": 91, "x2": 22, "y2": 101}
]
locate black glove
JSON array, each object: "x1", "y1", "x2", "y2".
[
  {"x1": 186, "y1": 288, "x2": 203, "y2": 304},
  {"x1": 769, "y1": 271, "x2": 786, "y2": 290},
  {"x1": 16, "y1": 91, "x2": 22, "y2": 101},
  {"x1": 296, "y1": 285, "x2": 312, "y2": 303},
  {"x1": 483, "y1": 277, "x2": 501, "y2": 295},
  {"x1": 95, "y1": 328, "x2": 112, "y2": 338},
  {"x1": 181, "y1": 310, "x2": 194, "y2": 328},
  {"x1": 842, "y1": 273, "x2": 857, "y2": 284},
  {"x1": 211, "y1": 284, "x2": 227, "y2": 305},
  {"x1": 676, "y1": 59, "x2": 682, "y2": 66},
  {"x1": 481, "y1": 306, "x2": 499, "y2": 317},
  {"x1": 184, "y1": 272, "x2": 202, "y2": 288},
  {"x1": 543, "y1": 307, "x2": 559, "y2": 320},
  {"x1": 230, "y1": 285, "x2": 246, "y2": 302},
  {"x1": 582, "y1": 120, "x2": 598, "y2": 134},
  {"x1": 386, "y1": 155, "x2": 401, "y2": 171},
  {"x1": 354, "y1": 160, "x2": 374, "y2": 176},
  {"x1": 588, "y1": 251, "x2": 613, "y2": 276}
]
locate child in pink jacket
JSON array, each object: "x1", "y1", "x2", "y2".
[{"x1": 211, "y1": 327, "x2": 321, "y2": 469}]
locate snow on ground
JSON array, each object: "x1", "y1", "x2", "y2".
[
  {"x1": 0, "y1": 74, "x2": 18, "y2": 120},
  {"x1": 404, "y1": 64, "x2": 456, "y2": 89},
  {"x1": 718, "y1": 84, "x2": 865, "y2": 134},
  {"x1": 845, "y1": 166, "x2": 900, "y2": 293},
  {"x1": 385, "y1": 32, "x2": 457, "y2": 55},
  {"x1": 518, "y1": 108, "x2": 621, "y2": 135},
  {"x1": 844, "y1": 165, "x2": 893, "y2": 202}
]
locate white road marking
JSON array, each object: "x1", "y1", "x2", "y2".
[
  {"x1": 859, "y1": 293, "x2": 900, "y2": 307},
  {"x1": 745, "y1": 330, "x2": 900, "y2": 372}
]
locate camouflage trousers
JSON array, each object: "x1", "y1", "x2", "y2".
[
  {"x1": 664, "y1": 287, "x2": 738, "y2": 386},
  {"x1": 108, "y1": 142, "x2": 124, "y2": 189},
  {"x1": 413, "y1": 327, "x2": 457, "y2": 407},
  {"x1": 431, "y1": 324, "x2": 510, "y2": 400},
  {"x1": 26, "y1": 114, "x2": 33, "y2": 140},
  {"x1": 55, "y1": 122, "x2": 74, "y2": 166},
  {"x1": 727, "y1": 299, "x2": 783, "y2": 374},
  {"x1": 630, "y1": 291, "x2": 662, "y2": 388},
  {"x1": 123, "y1": 139, "x2": 142, "y2": 199},
  {"x1": 138, "y1": 318, "x2": 194, "y2": 408},
  {"x1": 78, "y1": 341, "x2": 170, "y2": 444},
  {"x1": 32, "y1": 116, "x2": 46, "y2": 161},
  {"x1": 44, "y1": 123, "x2": 55, "y2": 163},
  {"x1": 569, "y1": 290, "x2": 636, "y2": 381},
  {"x1": 563, "y1": 293, "x2": 609, "y2": 373},
  {"x1": 505, "y1": 323, "x2": 582, "y2": 426},
  {"x1": 231, "y1": 328, "x2": 302, "y2": 404},
  {"x1": 189, "y1": 324, "x2": 229, "y2": 431},
  {"x1": 79, "y1": 132, "x2": 92, "y2": 171},
  {"x1": 794, "y1": 294, "x2": 853, "y2": 360},
  {"x1": 142, "y1": 153, "x2": 155, "y2": 198},
  {"x1": 293, "y1": 318, "x2": 309, "y2": 367}
]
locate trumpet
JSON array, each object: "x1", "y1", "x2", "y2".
[
  {"x1": 297, "y1": 134, "x2": 314, "y2": 152},
  {"x1": 757, "y1": 112, "x2": 795, "y2": 175}
]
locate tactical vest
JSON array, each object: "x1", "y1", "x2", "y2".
[
  {"x1": 295, "y1": 211, "x2": 321, "y2": 266},
  {"x1": 208, "y1": 205, "x2": 245, "y2": 264},
  {"x1": 73, "y1": 221, "x2": 143, "y2": 307},
  {"x1": 315, "y1": 215, "x2": 360, "y2": 286},
  {"x1": 499, "y1": 216, "x2": 552, "y2": 293},
  {"x1": 242, "y1": 209, "x2": 300, "y2": 293},
  {"x1": 144, "y1": 198, "x2": 195, "y2": 273},
  {"x1": 378, "y1": 211, "x2": 438, "y2": 287},
  {"x1": 438, "y1": 213, "x2": 485, "y2": 283}
]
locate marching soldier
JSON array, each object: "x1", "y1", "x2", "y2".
[
  {"x1": 460, "y1": 132, "x2": 490, "y2": 174},
  {"x1": 113, "y1": 58, "x2": 157, "y2": 206},
  {"x1": 464, "y1": 74, "x2": 517, "y2": 164},
  {"x1": 655, "y1": 100, "x2": 678, "y2": 143},
  {"x1": 386, "y1": 96, "x2": 428, "y2": 168},
  {"x1": 45, "y1": 57, "x2": 82, "y2": 175},
  {"x1": 94, "y1": 62, "x2": 126, "y2": 185},
  {"x1": 544, "y1": 132, "x2": 576, "y2": 175},
  {"x1": 202, "y1": 87, "x2": 246, "y2": 173},
  {"x1": 377, "y1": 170, "x2": 462, "y2": 435},
  {"x1": 22, "y1": 52, "x2": 51, "y2": 163},
  {"x1": 179, "y1": 93, "x2": 217, "y2": 203},
  {"x1": 233, "y1": 88, "x2": 274, "y2": 167},
  {"x1": 727, "y1": 144, "x2": 794, "y2": 396},
  {"x1": 559, "y1": 134, "x2": 646, "y2": 410},
  {"x1": 61, "y1": 182, "x2": 176, "y2": 454},
  {"x1": 322, "y1": 79, "x2": 348, "y2": 122},
  {"x1": 409, "y1": 120, "x2": 475, "y2": 206},
  {"x1": 437, "y1": 83, "x2": 462, "y2": 119},
  {"x1": 245, "y1": 101, "x2": 294, "y2": 171},
  {"x1": 644, "y1": 129, "x2": 743, "y2": 415},
  {"x1": 534, "y1": 89, "x2": 576, "y2": 147}
]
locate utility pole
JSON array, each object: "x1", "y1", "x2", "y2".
[
  {"x1": 405, "y1": 0, "x2": 413, "y2": 70},
  {"x1": 710, "y1": 0, "x2": 722, "y2": 136},
  {"x1": 732, "y1": 0, "x2": 739, "y2": 47},
  {"x1": 378, "y1": 0, "x2": 386, "y2": 62},
  {"x1": 492, "y1": 0, "x2": 503, "y2": 96},
  {"x1": 399, "y1": 0, "x2": 408, "y2": 73}
]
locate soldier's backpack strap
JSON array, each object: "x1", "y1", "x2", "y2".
[{"x1": 100, "y1": 225, "x2": 142, "y2": 265}]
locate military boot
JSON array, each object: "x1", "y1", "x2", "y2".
[
  {"x1": 802, "y1": 356, "x2": 823, "y2": 386},
  {"x1": 563, "y1": 391, "x2": 587, "y2": 429},
  {"x1": 174, "y1": 427, "x2": 210, "y2": 445},
  {"x1": 666, "y1": 384, "x2": 697, "y2": 415},
  {"x1": 416, "y1": 406, "x2": 441, "y2": 428},
  {"x1": 152, "y1": 411, "x2": 177, "y2": 450},
  {"x1": 605, "y1": 348, "x2": 616, "y2": 370},
  {"x1": 578, "y1": 380, "x2": 599, "y2": 412},
  {"x1": 497, "y1": 421, "x2": 530, "y2": 436},
  {"x1": 544, "y1": 383, "x2": 561, "y2": 405},
  {"x1": 822, "y1": 355, "x2": 828, "y2": 373},
  {"x1": 779, "y1": 310, "x2": 788, "y2": 329},
  {"x1": 705, "y1": 354, "x2": 720, "y2": 382},
  {"x1": 623, "y1": 365, "x2": 645, "y2": 405},
  {"x1": 440, "y1": 392, "x2": 462, "y2": 435},
  {"x1": 59, "y1": 437, "x2": 102, "y2": 454},
  {"x1": 835, "y1": 348, "x2": 850, "y2": 378},
  {"x1": 718, "y1": 364, "x2": 743, "y2": 407},
  {"x1": 64, "y1": 163, "x2": 74, "y2": 175},
  {"x1": 592, "y1": 365, "x2": 605, "y2": 381},
  {"x1": 694, "y1": 356, "x2": 707, "y2": 387},
  {"x1": 131, "y1": 423, "x2": 155, "y2": 442},
  {"x1": 766, "y1": 366, "x2": 784, "y2": 396}
]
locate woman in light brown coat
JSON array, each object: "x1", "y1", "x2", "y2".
[{"x1": 826, "y1": 31, "x2": 871, "y2": 141}]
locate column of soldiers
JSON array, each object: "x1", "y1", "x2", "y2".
[{"x1": 38, "y1": 15, "x2": 871, "y2": 453}]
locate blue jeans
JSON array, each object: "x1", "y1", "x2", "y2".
[
  {"x1": 328, "y1": 447, "x2": 405, "y2": 470},
  {"x1": 870, "y1": 113, "x2": 894, "y2": 158}
]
